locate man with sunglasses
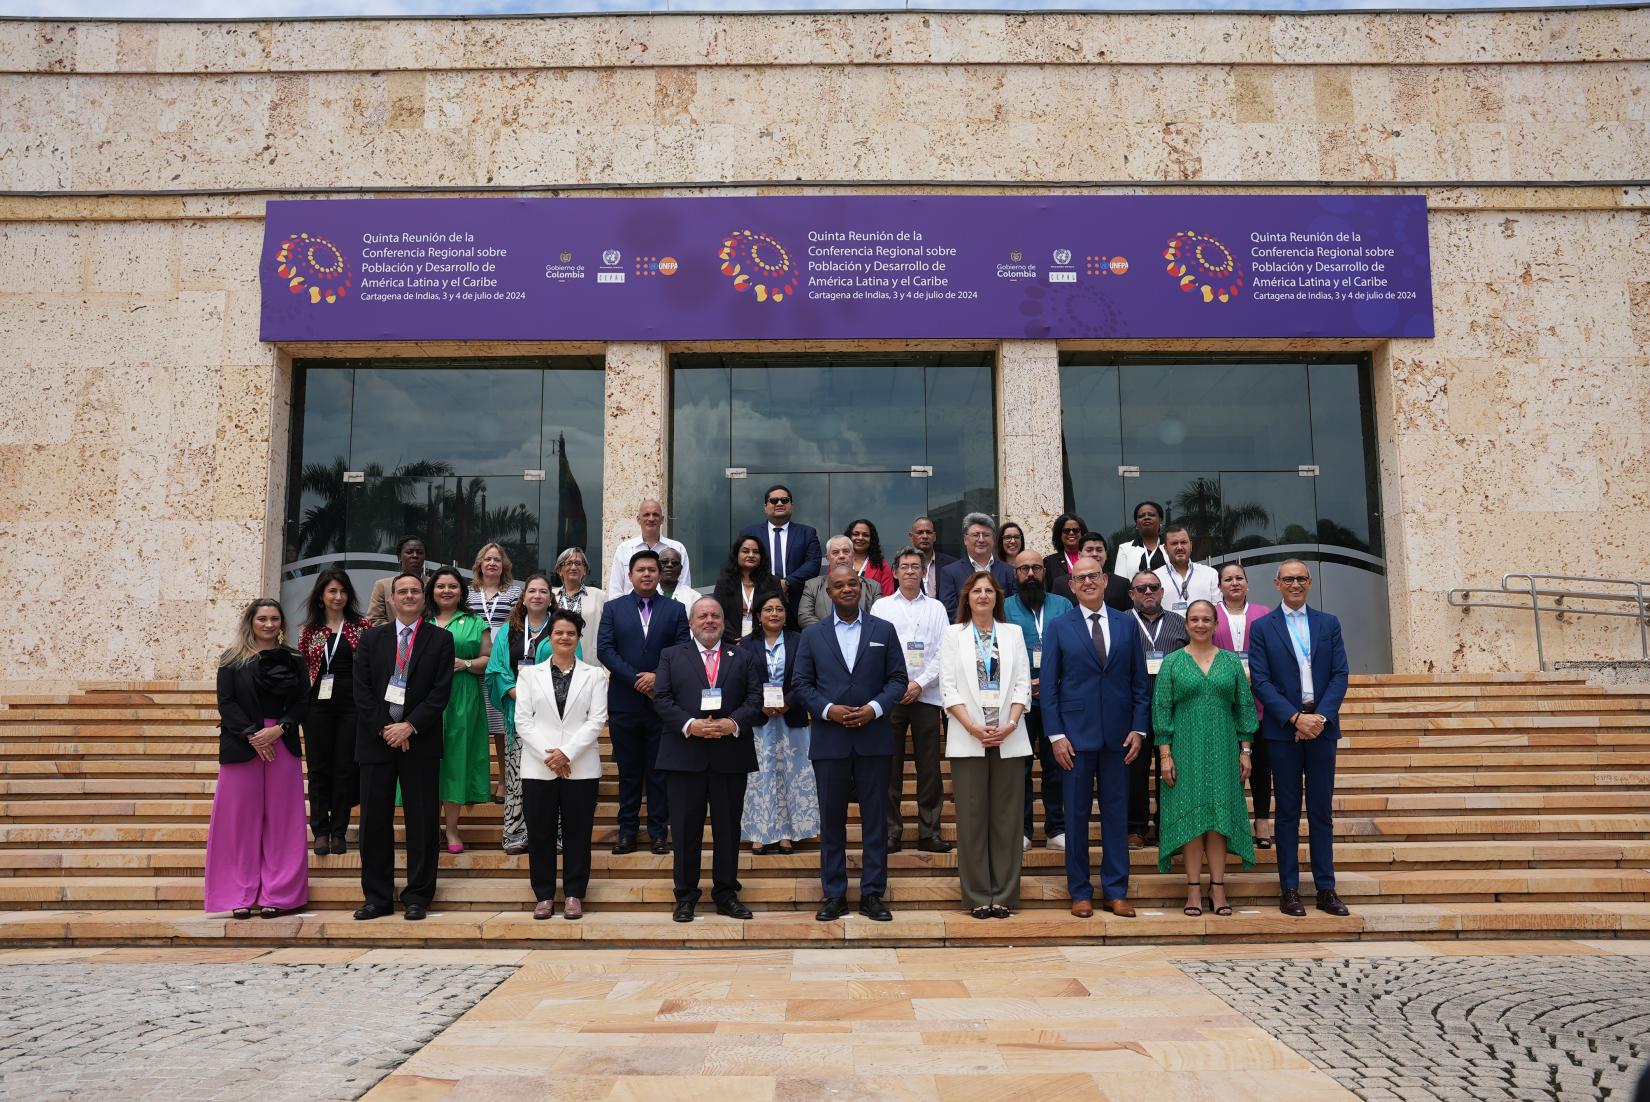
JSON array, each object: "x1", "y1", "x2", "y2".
[
  {"x1": 1127, "y1": 571, "x2": 1189, "y2": 849},
  {"x1": 738, "y1": 484, "x2": 822, "y2": 617},
  {"x1": 1248, "y1": 560, "x2": 1351, "y2": 918}
]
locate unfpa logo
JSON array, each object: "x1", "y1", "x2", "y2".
[{"x1": 274, "y1": 232, "x2": 353, "y2": 306}]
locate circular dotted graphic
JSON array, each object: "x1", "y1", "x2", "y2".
[
  {"x1": 1163, "y1": 230, "x2": 1244, "y2": 304},
  {"x1": 274, "y1": 232, "x2": 353, "y2": 306},
  {"x1": 718, "y1": 230, "x2": 800, "y2": 304}
]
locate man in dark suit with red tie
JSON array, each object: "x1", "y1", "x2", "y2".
[
  {"x1": 738, "y1": 483, "x2": 822, "y2": 616},
  {"x1": 352, "y1": 572, "x2": 454, "y2": 921},
  {"x1": 653, "y1": 597, "x2": 765, "y2": 922}
]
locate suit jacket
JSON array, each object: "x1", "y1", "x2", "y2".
[
  {"x1": 553, "y1": 585, "x2": 606, "y2": 664},
  {"x1": 798, "y1": 573, "x2": 880, "y2": 628},
  {"x1": 514, "y1": 659, "x2": 608, "y2": 781},
  {"x1": 739, "y1": 629, "x2": 809, "y2": 728},
  {"x1": 365, "y1": 570, "x2": 433, "y2": 625},
  {"x1": 596, "y1": 591, "x2": 691, "y2": 717},
  {"x1": 216, "y1": 648, "x2": 310, "y2": 764},
  {"x1": 653, "y1": 640, "x2": 763, "y2": 773},
  {"x1": 1043, "y1": 550, "x2": 1080, "y2": 585},
  {"x1": 738, "y1": 520, "x2": 824, "y2": 594},
  {"x1": 1248, "y1": 605, "x2": 1350, "y2": 743},
  {"x1": 793, "y1": 614, "x2": 909, "y2": 760},
  {"x1": 714, "y1": 575, "x2": 783, "y2": 644},
  {"x1": 936, "y1": 558, "x2": 1018, "y2": 620},
  {"x1": 937, "y1": 621, "x2": 1033, "y2": 759},
  {"x1": 351, "y1": 619, "x2": 455, "y2": 763},
  {"x1": 1040, "y1": 604, "x2": 1150, "y2": 753}
]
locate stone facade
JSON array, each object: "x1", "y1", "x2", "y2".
[{"x1": 1, "y1": 10, "x2": 1646, "y2": 681}]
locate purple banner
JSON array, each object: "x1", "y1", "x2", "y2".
[{"x1": 260, "y1": 195, "x2": 1433, "y2": 342}]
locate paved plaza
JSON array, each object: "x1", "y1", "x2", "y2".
[{"x1": 0, "y1": 943, "x2": 1646, "y2": 1101}]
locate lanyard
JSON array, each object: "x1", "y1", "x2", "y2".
[
  {"x1": 701, "y1": 644, "x2": 722, "y2": 685},
  {"x1": 741, "y1": 581, "x2": 755, "y2": 615},
  {"x1": 1031, "y1": 604, "x2": 1045, "y2": 645},
  {"x1": 1134, "y1": 611, "x2": 1165, "y2": 649},
  {"x1": 1286, "y1": 610, "x2": 1312, "y2": 660},
  {"x1": 765, "y1": 639, "x2": 785, "y2": 681},
  {"x1": 394, "y1": 620, "x2": 419, "y2": 677},
  {"x1": 971, "y1": 623, "x2": 998, "y2": 679},
  {"x1": 1064, "y1": 549, "x2": 1080, "y2": 570},
  {"x1": 558, "y1": 588, "x2": 583, "y2": 612},
  {"x1": 323, "y1": 627, "x2": 344, "y2": 673},
  {"x1": 1167, "y1": 566, "x2": 1192, "y2": 602},
  {"x1": 479, "y1": 587, "x2": 508, "y2": 624},
  {"x1": 523, "y1": 616, "x2": 549, "y2": 664}
]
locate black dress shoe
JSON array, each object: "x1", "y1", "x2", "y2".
[
  {"x1": 330, "y1": 834, "x2": 348, "y2": 855},
  {"x1": 1279, "y1": 889, "x2": 1306, "y2": 917},
  {"x1": 313, "y1": 837, "x2": 329, "y2": 856},
  {"x1": 815, "y1": 896, "x2": 850, "y2": 921},
  {"x1": 1316, "y1": 889, "x2": 1351, "y2": 916},
  {"x1": 404, "y1": 903, "x2": 428, "y2": 921},
  {"x1": 916, "y1": 838, "x2": 952, "y2": 854},
  {"x1": 886, "y1": 837, "x2": 904, "y2": 853},
  {"x1": 673, "y1": 901, "x2": 696, "y2": 923},
  {"x1": 715, "y1": 896, "x2": 753, "y2": 920},
  {"x1": 611, "y1": 836, "x2": 637, "y2": 855},
  {"x1": 859, "y1": 893, "x2": 893, "y2": 921},
  {"x1": 354, "y1": 903, "x2": 393, "y2": 921},
  {"x1": 650, "y1": 838, "x2": 671, "y2": 855},
  {"x1": 754, "y1": 843, "x2": 780, "y2": 856}
]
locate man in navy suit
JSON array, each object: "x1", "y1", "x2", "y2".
[
  {"x1": 653, "y1": 597, "x2": 765, "y2": 922},
  {"x1": 936, "y1": 512, "x2": 1016, "y2": 619},
  {"x1": 596, "y1": 549, "x2": 691, "y2": 856},
  {"x1": 1040, "y1": 555, "x2": 1150, "y2": 918},
  {"x1": 1249, "y1": 559, "x2": 1352, "y2": 918},
  {"x1": 793, "y1": 565, "x2": 910, "y2": 922},
  {"x1": 738, "y1": 483, "x2": 822, "y2": 616}
]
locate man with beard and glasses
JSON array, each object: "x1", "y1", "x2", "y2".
[{"x1": 1004, "y1": 550, "x2": 1073, "y2": 852}]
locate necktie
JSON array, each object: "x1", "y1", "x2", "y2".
[
  {"x1": 639, "y1": 596, "x2": 652, "y2": 634},
  {"x1": 702, "y1": 647, "x2": 717, "y2": 682},
  {"x1": 389, "y1": 625, "x2": 411, "y2": 722},
  {"x1": 771, "y1": 525, "x2": 784, "y2": 574},
  {"x1": 1089, "y1": 612, "x2": 1107, "y2": 666}
]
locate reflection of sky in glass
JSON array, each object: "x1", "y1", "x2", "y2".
[
  {"x1": 351, "y1": 368, "x2": 543, "y2": 473},
  {"x1": 299, "y1": 369, "x2": 353, "y2": 471},
  {"x1": 1120, "y1": 363, "x2": 1312, "y2": 470}
]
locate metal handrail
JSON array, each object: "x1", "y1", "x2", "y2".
[{"x1": 1447, "y1": 573, "x2": 1650, "y2": 671}]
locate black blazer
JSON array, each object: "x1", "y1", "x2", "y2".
[
  {"x1": 652, "y1": 640, "x2": 763, "y2": 773},
  {"x1": 714, "y1": 576, "x2": 783, "y2": 644},
  {"x1": 216, "y1": 648, "x2": 310, "y2": 765},
  {"x1": 740, "y1": 629, "x2": 808, "y2": 728},
  {"x1": 351, "y1": 619, "x2": 455, "y2": 763}
]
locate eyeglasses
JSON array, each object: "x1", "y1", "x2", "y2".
[
  {"x1": 1132, "y1": 583, "x2": 1162, "y2": 593},
  {"x1": 1014, "y1": 564, "x2": 1044, "y2": 575},
  {"x1": 895, "y1": 563, "x2": 924, "y2": 573},
  {"x1": 766, "y1": 496, "x2": 790, "y2": 505},
  {"x1": 1070, "y1": 571, "x2": 1103, "y2": 584},
  {"x1": 1278, "y1": 575, "x2": 1311, "y2": 585}
]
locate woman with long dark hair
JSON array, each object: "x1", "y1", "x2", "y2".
[
  {"x1": 845, "y1": 518, "x2": 895, "y2": 600},
  {"x1": 740, "y1": 592, "x2": 818, "y2": 855},
  {"x1": 1043, "y1": 513, "x2": 1087, "y2": 588},
  {"x1": 297, "y1": 568, "x2": 369, "y2": 855},
  {"x1": 711, "y1": 535, "x2": 782, "y2": 644},
  {"x1": 205, "y1": 599, "x2": 310, "y2": 919}
]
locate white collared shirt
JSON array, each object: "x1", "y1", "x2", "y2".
[
  {"x1": 870, "y1": 590, "x2": 947, "y2": 706},
  {"x1": 1154, "y1": 561, "x2": 1221, "y2": 611},
  {"x1": 607, "y1": 534, "x2": 691, "y2": 596},
  {"x1": 1224, "y1": 603, "x2": 1250, "y2": 651},
  {"x1": 1079, "y1": 602, "x2": 1112, "y2": 655},
  {"x1": 1284, "y1": 605, "x2": 1316, "y2": 703},
  {"x1": 767, "y1": 521, "x2": 791, "y2": 576}
]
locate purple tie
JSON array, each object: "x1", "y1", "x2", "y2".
[{"x1": 639, "y1": 596, "x2": 652, "y2": 631}]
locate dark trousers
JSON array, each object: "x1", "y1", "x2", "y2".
[
  {"x1": 665, "y1": 770, "x2": 748, "y2": 906},
  {"x1": 359, "y1": 756, "x2": 440, "y2": 910},
  {"x1": 609, "y1": 711, "x2": 668, "y2": 841},
  {"x1": 302, "y1": 704, "x2": 359, "y2": 838},
  {"x1": 886, "y1": 700, "x2": 944, "y2": 845},
  {"x1": 1249, "y1": 732, "x2": 1273, "y2": 820},
  {"x1": 1127, "y1": 723, "x2": 1157, "y2": 835},
  {"x1": 815, "y1": 752, "x2": 891, "y2": 900},
  {"x1": 522, "y1": 777, "x2": 597, "y2": 901},
  {"x1": 1269, "y1": 735, "x2": 1338, "y2": 892},
  {"x1": 1061, "y1": 747, "x2": 1130, "y2": 902},
  {"x1": 1020, "y1": 707, "x2": 1065, "y2": 840}
]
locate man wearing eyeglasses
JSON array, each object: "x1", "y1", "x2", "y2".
[
  {"x1": 937, "y1": 512, "x2": 1017, "y2": 620},
  {"x1": 1248, "y1": 560, "x2": 1351, "y2": 918},
  {"x1": 1127, "y1": 571, "x2": 1189, "y2": 849},
  {"x1": 738, "y1": 484, "x2": 822, "y2": 617},
  {"x1": 1004, "y1": 551, "x2": 1074, "y2": 851},
  {"x1": 1039, "y1": 556, "x2": 1150, "y2": 919}
]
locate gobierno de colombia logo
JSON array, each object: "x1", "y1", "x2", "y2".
[
  {"x1": 1164, "y1": 230, "x2": 1244, "y2": 304},
  {"x1": 718, "y1": 229, "x2": 799, "y2": 304},
  {"x1": 274, "y1": 231, "x2": 354, "y2": 306}
]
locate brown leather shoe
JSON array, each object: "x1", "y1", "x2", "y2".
[
  {"x1": 1070, "y1": 899, "x2": 1094, "y2": 918},
  {"x1": 1101, "y1": 898, "x2": 1137, "y2": 918},
  {"x1": 1127, "y1": 833, "x2": 1145, "y2": 849},
  {"x1": 562, "y1": 896, "x2": 583, "y2": 920},
  {"x1": 532, "y1": 899, "x2": 555, "y2": 920}
]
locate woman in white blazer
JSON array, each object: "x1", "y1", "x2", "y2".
[
  {"x1": 553, "y1": 546, "x2": 606, "y2": 665},
  {"x1": 940, "y1": 569, "x2": 1033, "y2": 919},
  {"x1": 514, "y1": 607, "x2": 608, "y2": 920}
]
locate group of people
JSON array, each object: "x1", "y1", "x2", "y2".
[{"x1": 205, "y1": 489, "x2": 1351, "y2": 925}]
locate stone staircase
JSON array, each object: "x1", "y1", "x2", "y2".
[{"x1": 0, "y1": 675, "x2": 1647, "y2": 946}]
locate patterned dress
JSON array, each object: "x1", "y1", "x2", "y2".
[
  {"x1": 740, "y1": 635, "x2": 820, "y2": 845},
  {"x1": 1152, "y1": 647, "x2": 1259, "y2": 873}
]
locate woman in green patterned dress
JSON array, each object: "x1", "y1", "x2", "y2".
[
  {"x1": 1154, "y1": 598, "x2": 1257, "y2": 918},
  {"x1": 426, "y1": 567, "x2": 493, "y2": 854}
]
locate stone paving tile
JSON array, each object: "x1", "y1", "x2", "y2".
[
  {"x1": 1179, "y1": 955, "x2": 1650, "y2": 1101},
  {"x1": 0, "y1": 961, "x2": 512, "y2": 1102}
]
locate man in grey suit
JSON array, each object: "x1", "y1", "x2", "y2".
[{"x1": 798, "y1": 536, "x2": 881, "y2": 627}]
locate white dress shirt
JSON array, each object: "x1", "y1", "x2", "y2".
[
  {"x1": 766, "y1": 522, "x2": 791, "y2": 577},
  {"x1": 1283, "y1": 605, "x2": 1316, "y2": 704},
  {"x1": 1154, "y1": 561, "x2": 1221, "y2": 611},
  {"x1": 1224, "y1": 603, "x2": 1250, "y2": 651},
  {"x1": 869, "y1": 590, "x2": 948, "y2": 707},
  {"x1": 607, "y1": 534, "x2": 691, "y2": 596}
]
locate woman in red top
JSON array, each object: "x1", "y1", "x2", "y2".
[
  {"x1": 845, "y1": 518, "x2": 896, "y2": 599},
  {"x1": 297, "y1": 568, "x2": 372, "y2": 855}
]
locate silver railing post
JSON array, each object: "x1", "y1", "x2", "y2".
[
  {"x1": 1638, "y1": 582, "x2": 1648, "y2": 661},
  {"x1": 1524, "y1": 574, "x2": 1546, "y2": 671}
]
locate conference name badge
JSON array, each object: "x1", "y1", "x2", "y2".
[
  {"x1": 385, "y1": 677, "x2": 407, "y2": 706},
  {"x1": 764, "y1": 682, "x2": 785, "y2": 709},
  {"x1": 979, "y1": 680, "x2": 1002, "y2": 710},
  {"x1": 905, "y1": 641, "x2": 925, "y2": 669},
  {"x1": 1145, "y1": 650, "x2": 1164, "y2": 676},
  {"x1": 1171, "y1": 600, "x2": 1188, "y2": 612},
  {"x1": 741, "y1": 616, "x2": 753, "y2": 636},
  {"x1": 1031, "y1": 647, "x2": 1041, "y2": 668},
  {"x1": 1237, "y1": 649, "x2": 1251, "y2": 676},
  {"x1": 317, "y1": 674, "x2": 335, "y2": 701},
  {"x1": 701, "y1": 687, "x2": 723, "y2": 713}
]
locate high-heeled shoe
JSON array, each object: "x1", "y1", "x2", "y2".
[
  {"x1": 1209, "y1": 878, "x2": 1234, "y2": 917},
  {"x1": 1183, "y1": 876, "x2": 1203, "y2": 917}
]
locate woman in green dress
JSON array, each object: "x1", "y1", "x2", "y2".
[
  {"x1": 426, "y1": 567, "x2": 493, "y2": 854},
  {"x1": 1154, "y1": 598, "x2": 1258, "y2": 918}
]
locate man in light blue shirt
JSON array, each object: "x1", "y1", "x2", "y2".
[{"x1": 1004, "y1": 550, "x2": 1073, "y2": 851}]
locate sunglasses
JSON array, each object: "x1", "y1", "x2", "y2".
[
  {"x1": 1132, "y1": 583, "x2": 1162, "y2": 593},
  {"x1": 767, "y1": 496, "x2": 791, "y2": 505}
]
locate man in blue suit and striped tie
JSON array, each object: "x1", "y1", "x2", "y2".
[
  {"x1": 1040, "y1": 555, "x2": 1150, "y2": 918},
  {"x1": 1249, "y1": 559, "x2": 1351, "y2": 918}
]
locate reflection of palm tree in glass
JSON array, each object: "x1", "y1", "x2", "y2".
[
  {"x1": 1281, "y1": 518, "x2": 1370, "y2": 553},
  {"x1": 1173, "y1": 477, "x2": 1269, "y2": 559},
  {"x1": 295, "y1": 457, "x2": 455, "y2": 559}
]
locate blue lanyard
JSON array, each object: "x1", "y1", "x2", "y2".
[
  {"x1": 1286, "y1": 611, "x2": 1312, "y2": 660},
  {"x1": 971, "y1": 624, "x2": 998, "y2": 679},
  {"x1": 765, "y1": 639, "x2": 785, "y2": 682}
]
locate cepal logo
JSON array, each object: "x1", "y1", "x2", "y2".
[
  {"x1": 1164, "y1": 230, "x2": 1245, "y2": 304},
  {"x1": 274, "y1": 231, "x2": 353, "y2": 306},
  {"x1": 718, "y1": 230, "x2": 799, "y2": 304}
]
